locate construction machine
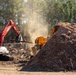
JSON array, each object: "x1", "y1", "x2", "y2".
[
  {"x1": 0, "y1": 19, "x2": 23, "y2": 60},
  {"x1": 31, "y1": 24, "x2": 61, "y2": 56},
  {"x1": 0, "y1": 19, "x2": 23, "y2": 46},
  {"x1": 31, "y1": 36, "x2": 47, "y2": 56},
  {"x1": 31, "y1": 22, "x2": 70, "y2": 57}
]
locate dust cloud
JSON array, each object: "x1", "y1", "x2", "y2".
[
  {"x1": 27, "y1": 11, "x2": 48, "y2": 45},
  {"x1": 21, "y1": 1, "x2": 49, "y2": 51}
]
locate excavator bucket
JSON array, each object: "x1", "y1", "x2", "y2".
[
  {"x1": 15, "y1": 34, "x2": 23, "y2": 42},
  {"x1": 18, "y1": 34, "x2": 23, "y2": 42}
]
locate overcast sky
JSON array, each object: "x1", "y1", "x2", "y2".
[{"x1": 24, "y1": 0, "x2": 27, "y2": 2}]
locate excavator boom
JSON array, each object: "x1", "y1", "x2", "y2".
[{"x1": 0, "y1": 20, "x2": 20, "y2": 46}]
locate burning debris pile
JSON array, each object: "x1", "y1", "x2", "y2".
[{"x1": 21, "y1": 22, "x2": 76, "y2": 71}]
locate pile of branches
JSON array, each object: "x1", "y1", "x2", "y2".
[{"x1": 4, "y1": 43, "x2": 31, "y2": 63}]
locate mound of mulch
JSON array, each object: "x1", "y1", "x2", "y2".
[{"x1": 21, "y1": 22, "x2": 76, "y2": 71}]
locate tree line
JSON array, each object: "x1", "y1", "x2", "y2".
[
  {"x1": 0, "y1": 0, "x2": 76, "y2": 41},
  {"x1": 0, "y1": 0, "x2": 76, "y2": 25}
]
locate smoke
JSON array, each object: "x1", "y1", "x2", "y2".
[{"x1": 26, "y1": 11, "x2": 48, "y2": 45}]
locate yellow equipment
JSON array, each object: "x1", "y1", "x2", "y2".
[
  {"x1": 31, "y1": 22, "x2": 66, "y2": 56},
  {"x1": 31, "y1": 36, "x2": 47, "y2": 56},
  {"x1": 50, "y1": 25, "x2": 61, "y2": 38}
]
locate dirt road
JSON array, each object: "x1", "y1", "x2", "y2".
[
  {"x1": 0, "y1": 62, "x2": 76, "y2": 75},
  {"x1": 0, "y1": 69, "x2": 76, "y2": 75}
]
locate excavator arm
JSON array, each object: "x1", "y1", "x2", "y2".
[{"x1": 0, "y1": 20, "x2": 20, "y2": 46}]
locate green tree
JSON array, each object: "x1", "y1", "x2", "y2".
[
  {"x1": 0, "y1": 0, "x2": 26, "y2": 25},
  {"x1": 57, "y1": 0, "x2": 76, "y2": 22}
]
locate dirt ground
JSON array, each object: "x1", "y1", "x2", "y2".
[
  {"x1": 0, "y1": 31, "x2": 76, "y2": 75},
  {"x1": 0, "y1": 61, "x2": 75, "y2": 75}
]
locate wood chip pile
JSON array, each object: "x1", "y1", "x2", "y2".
[{"x1": 21, "y1": 23, "x2": 76, "y2": 71}]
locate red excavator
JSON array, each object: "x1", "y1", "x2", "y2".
[
  {"x1": 0, "y1": 19, "x2": 23, "y2": 60},
  {"x1": 0, "y1": 19, "x2": 22, "y2": 46}
]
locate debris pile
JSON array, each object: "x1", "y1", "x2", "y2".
[
  {"x1": 4, "y1": 43, "x2": 31, "y2": 62},
  {"x1": 21, "y1": 22, "x2": 76, "y2": 71}
]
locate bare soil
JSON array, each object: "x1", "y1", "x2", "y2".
[
  {"x1": 0, "y1": 23, "x2": 76, "y2": 74},
  {"x1": 0, "y1": 43, "x2": 75, "y2": 75},
  {"x1": 0, "y1": 61, "x2": 76, "y2": 75},
  {"x1": 0, "y1": 44, "x2": 75, "y2": 74}
]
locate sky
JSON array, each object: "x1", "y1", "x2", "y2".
[{"x1": 24, "y1": 0, "x2": 28, "y2": 2}]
